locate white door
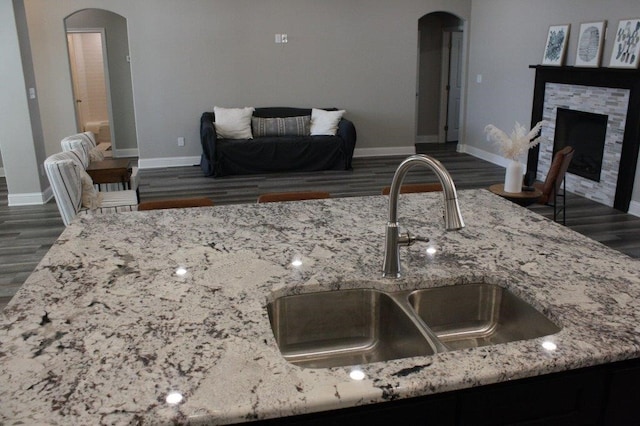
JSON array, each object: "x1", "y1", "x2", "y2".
[{"x1": 446, "y1": 31, "x2": 463, "y2": 142}]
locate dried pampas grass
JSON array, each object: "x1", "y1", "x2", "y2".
[{"x1": 484, "y1": 121, "x2": 549, "y2": 160}]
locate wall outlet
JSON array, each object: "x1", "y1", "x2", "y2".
[
  {"x1": 281, "y1": 34, "x2": 288, "y2": 43},
  {"x1": 177, "y1": 137, "x2": 185, "y2": 147}
]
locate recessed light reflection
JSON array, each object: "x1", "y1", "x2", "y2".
[
  {"x1": 349, "y1": 368, "x2": 366, "y2": 381},
  {"x1": 291, "y1": 258, "x2": 303, "y2": 267},
  {"x1": 542, "y1": 340, "x2": 557, "y2": 351},
  {"x1": 426, "y1": 246, "x2": 437, "y2": 255},
  {"x1": 166, "y1": 391, "x2": 183, "y2": 405},
  {"x1": 175, "y1": 267, "x2": 188, "y2": 276}
]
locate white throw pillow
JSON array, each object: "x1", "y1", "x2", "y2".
[
  {"x1": 79, "y1": 168, "x2": 103, "y2": 210},
  {"x1": 89, "y1": 147, "x2": 105, "y2": 162},
  {"x1": 214, "y1": 106, "x2": 255, "y2": 139},
  {"x1": 310, "y1": 108, "x2": 345, "y2": 136}
]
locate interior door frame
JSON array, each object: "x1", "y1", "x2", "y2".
[
  {"x1": 66, "y1": 33, "x2": 85, "y2": 133},
  {"x1": 66, "y1": 27, "x2": 116, "y2": 150},
  {"x1": 438, "y1": 31, "x2": 451, "y2": 143},
  {"x1": 446, "y1": 30, "x2": 463, "y2": 142},
  {"x1": 438, "y1": 28, "x2": 464, "y2": 143},
  {"x1": 414, "y1": 28, "x2": 421, "y2": 143}
]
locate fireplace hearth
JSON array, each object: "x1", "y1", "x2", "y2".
[{"x1": 528, "y1": 66, "x2": 640, "y2": 212}]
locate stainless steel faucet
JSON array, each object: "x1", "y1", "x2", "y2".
[{"x1": 382, "y1": 155, "x2": 465, "y2": 278}]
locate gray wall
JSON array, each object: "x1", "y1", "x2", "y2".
[
  {"x1": 65, "y1": 8, "x2": 138, "y2": 152},
  {"x1": 0, "y1": 0, "x2": 47, "y2": 202},
  {"x1": 463, "y1": 0, "x2": 640, "y2": 208},
  {"x1": 23, "y1": 0, "x2": 471, "y2": 163},
  {"x1": 7, "y1": 0, "x2": 640, "y2": 210}
]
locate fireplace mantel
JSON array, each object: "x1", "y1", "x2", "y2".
[{"x1": 527, "y1": 65, "x2": 640, "y2": 212}]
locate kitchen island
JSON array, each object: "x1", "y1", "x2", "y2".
[{"x1": 1, "y1": 189, "x2": 640, "y2": 424}]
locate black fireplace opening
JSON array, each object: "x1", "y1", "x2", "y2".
[{"x1": 553, "y1": 108, "x2": 608, "y2": 182}]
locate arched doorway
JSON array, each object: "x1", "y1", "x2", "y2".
[
  {"x1": 64, "y1": 9, "x2": 138, "y2": 157},
  {"x1": 416, "y1": 12, "x2": 464, "y2": 147}
]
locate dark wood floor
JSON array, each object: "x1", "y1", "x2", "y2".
[{"x1": 2, "y1": 143, "x2": 639, "y2": 310}]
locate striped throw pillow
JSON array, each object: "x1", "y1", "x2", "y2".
[{"x1": 252, "y1": 116, "x2": 311, "y2": 137}]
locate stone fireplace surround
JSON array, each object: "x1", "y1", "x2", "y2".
[
  {"x1": 539, "y1": 83, "x2": 629, "y2": 208},
  {"x1": 527, "y1": 66, "x2": 640, "y2": 212}
]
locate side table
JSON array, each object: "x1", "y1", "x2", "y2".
[
  {"x1": 86, "y1": 158, "x2": 132, "y2": 190},
  {"x1": 488, "y1": 183, "x2": 542, "y2": 207}
]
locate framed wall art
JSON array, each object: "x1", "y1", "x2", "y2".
[
  {"x1": 575, "y1": 21, "x2": 606, "y2": 67},
  {"x1": 542, "y1": 24, "x2": 570, "y2": 66},
  {"x1": 609, "y1": 18, "x2": 640, "y2": 68}
]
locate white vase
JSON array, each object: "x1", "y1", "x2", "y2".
[{"x1": 504, "y1": 160, "x2": 524, "y2": 193}]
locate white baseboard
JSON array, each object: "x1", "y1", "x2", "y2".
[
  {"x1": 416, "y1": 135, "x2": 439, "y2": 143},
  {"x1": 628, "y1": 201, "x2": 640, "y2": 218},
  {"x1": 8, "y1": 185, "x2": 53, "y2": 206},
  {"x1": 139, "y1": 149, "x2": 417, "y2": 168},
  {"x1": 457, "y1": 143, "x2": 512, "y2": 168},
  {"x1": 139, "y1": 149, "x2": 418, "y2": 167},
  {"x1": 138, "y1": 155, "x2": 201, "y2": 169},
  {"x1": 353, "y1": 146, "x2": 416, "y2": 158},
  {"x1": 113, "y1": 148, "x2": 139, "y2": 158}
]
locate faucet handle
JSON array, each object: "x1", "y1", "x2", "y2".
[{"x1": 398, "y1": 231, "x2": 430, "y2": 246}]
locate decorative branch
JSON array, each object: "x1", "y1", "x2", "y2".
[{"x1": 484, "y1": 120, "x2": 549, "y2": 161}]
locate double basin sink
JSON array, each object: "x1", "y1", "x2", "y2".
[{"x1": 267, "y1": 283, "x2": 561, "y2": 368}]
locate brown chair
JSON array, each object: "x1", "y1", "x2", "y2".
[
  {"x1": 534, "y1": 146, "x2": 575, "y2": 224},
  {"x1": 257, "y1": 191, "x2": 331, "y2": 203},
  {"x1": 137, "y1": 197, "x2": 214, "y2": 211},
  {"x1": 381, "y1": 182, "x2": 443, "y2": 195}
]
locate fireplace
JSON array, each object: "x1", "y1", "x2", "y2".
[
  {"x1": 527, "y1": 66, "x2": 640, "y2": 212},
  {"x1": 553, "y1": 108, "x2": 607, "y2": 182}
]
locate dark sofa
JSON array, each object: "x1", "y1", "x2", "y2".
[{"x1": 200, "y1": 107, "x2": 357, "y2": 177}]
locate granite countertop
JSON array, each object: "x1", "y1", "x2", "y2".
[{"x1": 2, "y1": 189, "x2": 640, "y2": 424}]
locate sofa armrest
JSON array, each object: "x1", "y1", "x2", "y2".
[
  {"x1": 337, "y1": 118, "x2": 357, "y2": 169},
  {"x1": 200, "y1": 112, "x2": 217, "y2": 176}
]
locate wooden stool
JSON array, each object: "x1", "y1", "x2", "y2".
[
  {"x1": 137, "y1": 197, "x2": 214, "y2": 211},
  {"x1": 488, "y1": 184, "x2": 542, "y2": 207},
  {"x1": 257, "y1": 191, "x2": 331, "y2": 203}
]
